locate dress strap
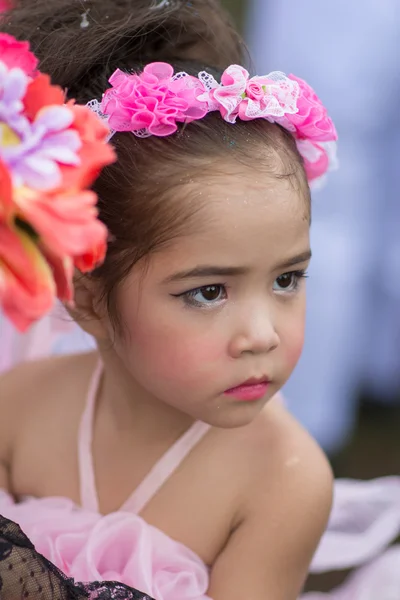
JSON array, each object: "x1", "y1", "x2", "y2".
[
  {"x1": 78, "y1": 359, "x2": 103, "y2": 513},
  {"x1": 78, "y1": 359, "x2": 211, "y2": 515},
  {"x1": 120, "y1": 420, "x2": 211, "y2": 515}
]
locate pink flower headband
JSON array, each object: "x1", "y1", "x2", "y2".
[{"x1": 87, "y1": 62, "x2": 338, "y2": 184}]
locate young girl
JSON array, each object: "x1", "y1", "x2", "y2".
[{"x1": 0, "y1": 0, "x2": 338, "y2": 598}]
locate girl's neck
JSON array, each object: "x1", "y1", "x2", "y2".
[{"x1": 95, "y1": 347, "x2": 195, "y2": 444}]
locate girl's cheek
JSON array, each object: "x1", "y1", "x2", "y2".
[
  {"x1": 138, "y1": 331, "x2": 227, "y2": 381},
  {"x1": 287, "y1": 337, "x2": 304, "y2": 371},
  {"x1": 282, "y1": 322, "x2": 305, "y2": 371}
]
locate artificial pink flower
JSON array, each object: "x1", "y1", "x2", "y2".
[
  {"x1": 203, "y1": 65, "x2": 299, "y2": 124},
  {"x1": 0, "y1": 33, "x2": 38, "y2": 77},
  {"x1": 205, "y1": 65, "x2": 249, "y2": 123},
  {"x1": 286, "y1": 74, "x2": 337, "y2": 142},
  {"x1": 102, "y1": 62, "x2": 208, "y2": 137},
  {"x1": 0, "y1": 0, "x2": 11, "y2": 18},
  {"x1": 301, "y1": 143, "x2": 330, "y2": 182},
  {"x1": 245, "y1": 80, "x2": 264, "y2": 102}
]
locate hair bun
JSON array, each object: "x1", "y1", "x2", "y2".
[{"x1": 1, "y1": 0, "x2": 246, "y2": 102}]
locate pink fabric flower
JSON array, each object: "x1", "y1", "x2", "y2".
[
  {"x1": 285, "y1": 74, "x2": 337, "y2": 142},
  {"x1": 101, "y1": 62, "x2": 208, "y2": 137},
  {"x1": 245, "y1": 80, "x2": 264, "y2": 102},
  {"x1": 295, "y1": 139, "x2": 331, "y2": 182},
  {"x1": 201, "y1": 65, "x2": 300, "y2": 124},
  {"x1": 0, "y1": 0, "x2": 11, "y2": 12},
  {"x1": 239, "y1": 73, "x2": 300, "y2": 122},
  {"x1": 92, "y1": 62, "x2": 338, "y2": 185},
  {"x1": 0, "y1": 33, "x2": 38, "y2": 77}
]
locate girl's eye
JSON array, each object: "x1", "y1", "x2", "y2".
[
  {"x1": 273, "y1": 270, "x2": 307, "y2": 293},
  {"x1": 179, "y1": 284, "x2": 227, "y2": 308}
]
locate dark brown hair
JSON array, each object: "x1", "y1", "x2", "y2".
[{"x1": 1, "y1": 0, "x2": 308, "y2": 328}]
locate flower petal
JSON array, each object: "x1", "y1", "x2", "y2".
[
  {"x1": 0, "y1": 222, "x2": 55, "y2": 331},
  {"x1": 0, "y1": 159, "x2": 14, "y2": 220},
  {"x1": 15, "y1": 186, "x2": 108, "y2": 268},
  {"x1": 1, "y1": 67, "x2": 29, "y2": 103},
  {"x1": 17, "y1": 155, "x2": 61, "y2": 190},
  {"x1": 0, "y1": 33, "x2": 38, "y2": 76},
  {"x1": 35, "y1": 105, "x2": 75, "y2": 132},
  {"x1": 39, "y1": 242, "x2": 74, "y2": 302}
]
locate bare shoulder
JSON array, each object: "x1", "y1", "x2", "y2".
[
  {"x1": 239, "y1": 394, "x2": 333, "y2": 524},
  {"x1": 0, "y1": 352, "x2": 97, "y2": 467},
  {"x1": 206, "y1": 396, "x2": 333, "y2": 599}
]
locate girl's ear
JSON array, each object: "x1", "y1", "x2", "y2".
[{"x1": 66, "y1": 273, "x2": 109, "y2": 340}]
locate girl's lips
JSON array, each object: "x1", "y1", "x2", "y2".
[{"x1": 224, "y1": 381, "x2": 270, "y2": 402}]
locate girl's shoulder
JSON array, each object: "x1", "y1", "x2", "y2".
[
  {"x1": 0, "y1": 352, "x2": 97, "y2": 468},
  {"x1": 0, "y1": 351, "x2": 96, "y2": 408},
  {"x1": 204, "y1": 398, "x2": 333, "y2": 597},
  {"x1": 207, "y1": 394, "x2": 333, "y2": 530}
]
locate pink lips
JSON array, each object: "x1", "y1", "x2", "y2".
[{"x1": 224, "y1": 379, "x2": 270, "y2": 402}]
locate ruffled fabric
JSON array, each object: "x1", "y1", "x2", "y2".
[
  {"x1": 1, "y1": 477, "x2": 400, "y2": 600},
  {"x1": 304, "y1": 477, "x2": 400, "y2": 600},
  {"x1": 303, "y1": 547, "x2": 400, "y2": 600},
  {"x1": 0, "y1": 491, "x2": 211, "y2": 600},
  {"x1": 311, "y1": 477, "x2": 400, "y2": 573},
  {"x1": 0, "y1": 515, "x2": 152, "y2": 600}
]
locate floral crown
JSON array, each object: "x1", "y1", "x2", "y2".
[{"x1": 87, "y1": 62, "x2": 338, "y2": 185}]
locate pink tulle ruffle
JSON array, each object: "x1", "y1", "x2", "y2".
[{"x1": 0, "y1": 491, "x2": 211, "y2": 600}]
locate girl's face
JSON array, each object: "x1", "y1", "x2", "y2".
[{"x1": 110, "y1": 169, "x2": 310, "y2": 428}]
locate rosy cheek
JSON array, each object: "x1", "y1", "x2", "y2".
[
  {"x1": 285, "y1": 328, "x2": 305, "y2": 370},
  {"x1": 144, "y1": 332, "x2": 225, "y2": 383}
]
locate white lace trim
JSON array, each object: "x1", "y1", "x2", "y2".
[
  {"x1": 85, "y1": 68, "x2": 337, "y2": 189},
  {"x1": 86, "y1": 99, "x2": 115, "y2": 141}
]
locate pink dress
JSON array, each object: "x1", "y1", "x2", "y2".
[
  {"x1": 1, "y1": 315, "x2": 400, "y2": 599},
  {"x1": 0, "y1": 362, "x2": 212, "y2": 600}
]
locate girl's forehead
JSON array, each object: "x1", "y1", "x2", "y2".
[
  {"x1": 143, "y1": 177, "x2": 310, "y2": 278},
  {"x1": 185, "y1": 172, "x2": 309, "y2": 234}
]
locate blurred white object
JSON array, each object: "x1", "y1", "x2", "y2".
[{"x1": 0, "y1": 305, "x2": 95, "y2": 374}]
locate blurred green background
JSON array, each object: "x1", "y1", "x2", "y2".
[{"x1": 221, "y1": 0, "x2": 245, "y2": 28}]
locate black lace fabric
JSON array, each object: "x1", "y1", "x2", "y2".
[{"x1": 0, "y1": 515, "x2": 153, "y2": 600}]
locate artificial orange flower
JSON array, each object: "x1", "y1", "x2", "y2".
[
  {"x1": 23, "y1": 73, "x2": 66, "y2": 120},
  {"x1": 15, "y1": 186, "x2": 108, "y2": 272},
  {"x1": 0, "y1": 34, "x2": 116, "y2": 330},
  {"x1": 0, "y1": 159, "x2": 14, "y2": 221},
  {"x1": 0, "y1": 222, "x2": 55, "y2": 331}
]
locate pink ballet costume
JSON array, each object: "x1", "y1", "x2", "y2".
[
  {"x1": 0, "y1": 361, "x2": 212, "y2": 599},
  {"x1": 1, "y1": 317, "x2": 400, "y2": 599}
]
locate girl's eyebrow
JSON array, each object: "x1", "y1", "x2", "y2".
[
  {"x1": 164, "y1": 265, "x2": 248, "y2": 283},
  {"x1": 163, "y1": 250, "x2": 311, "y2": 284},
  {"x1": 275, "y1": 249, "x2": 312, "y2": 270}
]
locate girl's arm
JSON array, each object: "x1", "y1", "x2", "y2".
[
  {"x1": 0, "y1": 372, "x2": 14, "y2": 491},
  {"x1": 0, "y1": 364, "x2": 30, "y2": 492},
  {"x1": 0, "y1": 462, "x2": 8, "y2": 490},
  {"x1": 208, "y1": 407, "x2": 333, "y2": 600}
]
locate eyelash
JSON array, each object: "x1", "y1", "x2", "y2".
[
  {"x1": 174, "y1": 270, "x2": 308, "y2": 309},
  {"x1": 274, "y1": 269, "x2": 308, "y2": 294},
  {"x1": 175, "y1": 284, "x2": 229, "y2": 309}
]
